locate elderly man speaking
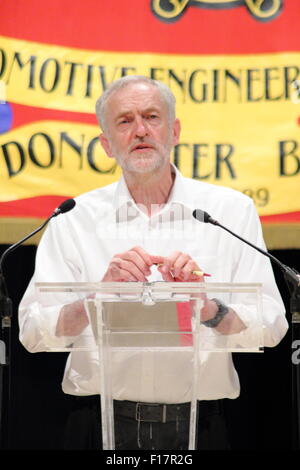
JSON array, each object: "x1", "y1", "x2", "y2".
[{"x1": 19, "y1": 76, "x2": 288, "y2": 450}]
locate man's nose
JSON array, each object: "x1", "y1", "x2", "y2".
[{"x1": 134, "y1": 117, "x2": 148, "y2": 137}]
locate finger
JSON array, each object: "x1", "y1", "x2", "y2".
[
  {"x1": 172, "y1": 253, "x2": 191, "y2": 278},
  {"x1": 159, "y1": 251, "x2": 182, "y2": 274},
  {"x1": 110, "y1": 263, "x2": 140, "y2": 282},
  {"x1": 158, "y1": 267, "x2": 174, "y2": 282},
  {"x1": 120, "y1": 251, "x2": 151, "y2": 277},
  {"x1": 117, "y1": 268, "x2": 141, "y2": 282},
  {"x1": 112, "y1": 258, "x2": 148, "y2": 282},
  {"x1": 130, "y1": 246, "x2": 153, "y2": 267},
  {"x1": 181, "y1": 259, "x2": 202, "y2": 281},
  {"x1": 150, "y1": 255, "x2": 165, "y2": 265}
]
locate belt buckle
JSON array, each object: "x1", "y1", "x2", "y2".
[{"x1": 135, "y1": 402, "x2": 167, "y2": 423}]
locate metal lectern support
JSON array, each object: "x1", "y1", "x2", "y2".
[{"x1": 94, "y1": 297, "x2": 115, "y2": 450}]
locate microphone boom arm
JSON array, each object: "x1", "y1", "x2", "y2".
[
  {"x1": 193, "y1": 209, "x2": 300, "y2": 322},
  {"x1": 0, "y1": 217, "x2": 51, "y2": 276}
]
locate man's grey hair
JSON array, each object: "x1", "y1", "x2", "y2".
[{"x1": 95, "y1": 75, "x2": 176, "y2": 132}]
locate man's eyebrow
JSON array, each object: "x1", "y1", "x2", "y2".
[
  {"x1": 114, "y1": 106, "x2": 161, "y2": 121},
  {"x1": 143, "y1": 106, "x2": 161, "y2": 114},
  {"x1": 114, "y1": 111, "x2": 132, "y2": 120}
]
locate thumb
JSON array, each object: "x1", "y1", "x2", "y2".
[
  {"x1": 150, "y1": 255, "x2": 165, "y2": 265},
  {"x1": 157, "y1": 265, "x2": 174, "y2": 282}
]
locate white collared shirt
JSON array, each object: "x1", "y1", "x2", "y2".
[{"x1": 18, "y1": 167, "x2": 288, "y2": 402}]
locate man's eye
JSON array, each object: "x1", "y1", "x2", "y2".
[{"x1": 148, "y1": 114, "x2": 158, "y2": 119}]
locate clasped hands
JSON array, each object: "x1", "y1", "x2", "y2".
[
  {"x1": 100, "y1": 246, "x2": 245, "y2": 334},
  {"x1": 101, "y1": 246, "x2": 204, "y2": 283},
  {"x1": 56, "y1": 246, "x2": 204, "y2": 337},
  {"x1": 101, "y1": 246, "x2": 231, "y2": 327},
  {"x1": 56, "y1": 246, "x2": 245, "y2": 337}
]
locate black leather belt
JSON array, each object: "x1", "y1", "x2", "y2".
[
  {"x1": 114, "y1": 400, "x2": 190, "y2": 423},
  {"x1": 72, "y1": 396, "x2": 222, "y2": 423}
]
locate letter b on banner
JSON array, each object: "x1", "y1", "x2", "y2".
[{"x1": 279, "y1": 140, "x2": 300, "y2": 176}]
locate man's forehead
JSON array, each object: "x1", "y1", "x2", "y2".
[
  {"x1": 107, "y1": 82, "x2": 165, "y2": 111},
  {"x1": 113, "y1": 81, "x2": 157, "y2": 96}
]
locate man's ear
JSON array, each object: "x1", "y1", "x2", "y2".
[
  {"x1": 99, "y1": 133, "x2": 113, "y2": 158},
  {"x1": 172, "y1": 118, "x2": 181, "y2": 146}
]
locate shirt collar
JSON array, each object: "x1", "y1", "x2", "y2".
[
  {"x1": 167, "y1": 164, "x2": 194, "y2": 211},
  {"x1": 113, "y1": 173, "x2": 133, "y2": 211}
]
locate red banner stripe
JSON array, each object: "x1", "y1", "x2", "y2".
[
  {"x1": 0, "y1": 196, "x2": 70, "y2": 218},
  {"x1": 260, "y1": 212, "x2": 300, "y2": 224},
  {"x1": 10, "y1": 103, "x2": 98, "y2": 129},
  {"x1": 0, "y1": 1, "x2": 299, "y2": 55}
]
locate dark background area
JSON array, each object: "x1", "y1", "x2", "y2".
[{"x1": 0, "y1": 245, "x2": 298, "y2": 450}]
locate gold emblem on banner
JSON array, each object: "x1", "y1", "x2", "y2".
[{"x1": 151, "y1": 0, "x2": 282, "y2": 22}]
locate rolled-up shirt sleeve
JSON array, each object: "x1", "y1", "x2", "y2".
[{"x1": 19, "y1": 215, "x2": 85, "y2": 352}]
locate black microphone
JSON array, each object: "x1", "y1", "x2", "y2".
[
  {"x1": 192, "y1": 208, "x2": 300, "y2": 318},
  {"x1": 52, "y1": 198, "x2": 76, "y2": 215},
  {"x1": 0, "y1": 198, "x2": 76, "y2": 325}
]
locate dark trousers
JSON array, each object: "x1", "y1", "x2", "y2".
[{"x1": 63, "y1": 396, "x2": 230, "y2": 450}]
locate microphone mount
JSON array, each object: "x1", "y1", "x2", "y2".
[
  {"x1": 0, "y1": 198, "x2": 75, "y2": 448},
  {"x1": 192, "y1": 209, "x2": 300, "y2": 323},
  {"x1": 0, "y1": 198, "x2": 76, "y2": 342}
]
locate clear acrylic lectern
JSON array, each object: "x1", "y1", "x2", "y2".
[{"x1": 35, "y1": 281, "x2": 263, "y2": 450}]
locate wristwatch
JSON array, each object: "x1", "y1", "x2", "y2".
[{"x1": 200, "y1": 298, "x2": 229, "y2": 328}]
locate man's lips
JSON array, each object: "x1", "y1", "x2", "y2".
[{"x1": 130, "y1": 144, "x2": 154, "y2": 152}]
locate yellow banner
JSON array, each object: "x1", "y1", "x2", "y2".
[
  {"x1": 1, "y1": 36, "x2": 299, "y2": 113},
  {"x1": 0, "y1": 121, "x2": 120, "y2": 200},
  {"x1": 0, "y1": 36, "x2": 299, "y2": 217}
]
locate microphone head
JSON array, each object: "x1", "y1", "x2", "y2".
[
  {"x1": 53, "y1": 198, "x2": 76, "y2": 216},
  {"x1": 192, "y1": 209, "x2": 211, "y2": 223}
]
